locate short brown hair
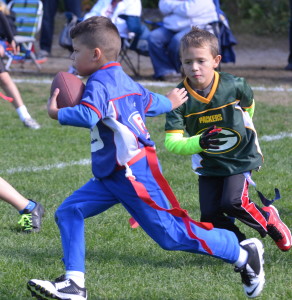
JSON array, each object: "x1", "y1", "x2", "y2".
[
  {"x1": 70, "y1": 16, "x2": 121, "y2": 61},
  {"x1": 180, "y1": 27, "x2": 219, "y2": 58}
]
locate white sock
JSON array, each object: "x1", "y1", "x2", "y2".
[
  {"x1": 234, "y1": 246, "x2": 249, "y2": 268},
  {"x1": 16, "y1": 105, "x2": 31, "y2": 121},
  {"x1": 65, "y1": 271, "x2": 85, "y2": 288}
]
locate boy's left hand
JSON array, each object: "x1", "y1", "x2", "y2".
[
  {"x1": 47, "y1": 88, "x2": 60, "y2": 120},
  {"x1": 166, "y1": 88, "x2": 188, "y2": 110}
]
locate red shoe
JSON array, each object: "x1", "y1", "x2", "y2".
[{"x1": 262, "y1": 205, "x2": 292, "y2": 251}]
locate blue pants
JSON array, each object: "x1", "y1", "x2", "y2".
[
  {"x1": 55, "y1": 157, "x2": 240, "y2": 272},
  {"x1": 148, "y1": 26, "x2": 190, "y2": 78}
]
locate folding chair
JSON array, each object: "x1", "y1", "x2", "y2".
[
  {"x1": 119, "y1": 23, "x2": 150, "y2": 77},
  {"x1": 119, "y1": 33, "x2": 140, "y2": 77},
  {"x1": 5, "y1": 0, "x2": 43, "y2": 71}
]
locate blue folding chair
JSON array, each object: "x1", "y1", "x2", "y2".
[{"x1": 5, "y1": 0, "x2": 43, "y2": 71}]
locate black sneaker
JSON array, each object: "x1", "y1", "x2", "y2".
[
  {"x1": 235, "y1": 238, "x2": 265, "y2": 298},
  {"x1": 27, "y1": 275, "x2": 87, "y2": 300},
  {"x1": 18, "y1": 201, "x2": 44, "y2": 233}
]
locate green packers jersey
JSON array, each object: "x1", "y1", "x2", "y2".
[{"x1": 165, "y1": 71, "x2": 263, "y2": 176}]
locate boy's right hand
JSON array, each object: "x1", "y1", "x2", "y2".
[
  {"x1": 166, "y1": 87, "x2": 188, "y2": 110},
  {"x1": 47, "y1": 88, "x2": 60, "y2": 120}
]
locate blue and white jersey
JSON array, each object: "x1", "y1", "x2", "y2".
[{"x1": 58, "y1": 62, "x2": 172, "y2": 178}]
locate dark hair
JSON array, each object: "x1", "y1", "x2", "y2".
[
  {"x1": 70, "y1": 16, "x2": 121, "y2": 60},
  {"x1": 180, "y1": 27, "x2": 219, "y2": 58}
]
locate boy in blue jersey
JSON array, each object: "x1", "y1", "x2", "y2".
[
  {"x1": 28, "y1": 17, "x2": 266, "y2": 300},
  {"x1": 165, "y1": 27, "x2": 291, "y2": 251}
]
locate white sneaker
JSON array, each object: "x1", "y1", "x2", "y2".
[
  {"x1": 235, "y1": 238, "x2": 265, "y2": 298},
  {"x1": 27, "y1": 275, "x2": 87, "y2": 300},
  {"x1": 23, "y1": 118, "x2": 41, "y2": 130}
]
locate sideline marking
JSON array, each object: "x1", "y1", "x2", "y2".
[
  {"x1": 1, "y1": 133, "x2": 291, "y2": 175},
  {"x1": 3, "y1": 159, "x2": 91, "y2": 175},
  {"x1": 12, "y1": 78, "x2": 292, "y2": 92},
  {"x1": 260, "y1": 132, "x2": 292, "y2": 141}
]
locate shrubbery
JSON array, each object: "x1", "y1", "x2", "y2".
[{"x1": 221, "y1": 0, "x2": 290, "y2": 35}]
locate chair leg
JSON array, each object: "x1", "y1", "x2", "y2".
[
  {"x1": 120, "y1": 49, "x2": 139, "y2": 77},
  {"x1": 137, "y1": 53, "x2": 141, "y2": 77},
  {"x1": 28, "y1": 50, "x2": 41, "y2": 71},
  {"x1": 5, "y1": 55, "x2": 13, "y2": 71}
]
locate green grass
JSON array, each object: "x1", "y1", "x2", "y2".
[{"x1": 0, "y1": 78, "x2": 291, "y2": 299}]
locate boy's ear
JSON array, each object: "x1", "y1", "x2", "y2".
[
  {"x1": 92, "y1": 48, "x2": 102, "y2": 61},
  {"x1": 214, "y1": 55, "x2": 222, "y2": 68}
]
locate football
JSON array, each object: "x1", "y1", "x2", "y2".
[{"x1": 50, "y1": 72, "x2": 85, "y2": 108}]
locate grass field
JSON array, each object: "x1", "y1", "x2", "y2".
[{"x1": 0, "y1": 77, "x2": 291, "y2": 300}]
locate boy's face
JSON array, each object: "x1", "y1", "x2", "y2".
[
  {"x1": 181, "y1": 45, "x2": 221, "y2": 90},
  {"x1": 71, "y1": 37, "x2": 100, "y2": 77}
]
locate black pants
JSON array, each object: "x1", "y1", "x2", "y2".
[
  {"x1": 40, "y1": 0, "x2": 82, "y2": 53},
  {"x1": 198, "y1": 174, "x2": 269, "y2": 242},
  {"x1": 289, "y1": 0, "x2": 292, "y2": 64}
]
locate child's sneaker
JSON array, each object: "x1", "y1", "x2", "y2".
[
  {"x1": 262, "y1": 205, "x2": 292, "y2": 251},
  {"x1": 235, "y1": 238, "x2": 265, "y2": 298},
  {"x1": 18, "y1": 201, "x2": 44, "y2": 233},
  {"x1": 27, "y1": 275, "x2": 87, "y2": 300}
]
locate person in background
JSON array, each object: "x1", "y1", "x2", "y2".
[
  {"x1": 0, "y1": 2, "x2": 40, "y2": 129},
  {"x1": 148, "y1": 0, "x2": 218, "y2": 81},
  {"x1": 37, "y1": 0, "x2": 82, "y2": 60},
  {"x1": 285, "y1": 0, "x2": 292, "y2": 71},
  {"x1": 83, "y1": 0, "x2": 148, "y2": 52},
  {"x1": 0, "y1": 176, "x2": 44, "y2": 232}
]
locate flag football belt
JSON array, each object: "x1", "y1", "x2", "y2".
[
  {"x1": 243, "y1": 172, "x2": 281, "y2": 206},
  {"x1": 0, "y1": 92, "x2": 13, "y2": 102},
  {"x1": 124, "y1": 146, "x2": 214, "y2": 255}
]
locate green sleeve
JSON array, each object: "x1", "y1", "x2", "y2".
[
  {"x1": 235, "y1": 76, "x2": 255, "y2": 118},
  {"x1": 164, "y1": 132, "x2": 203, "y2": 155},
  {"x1": 235, "y1": 77, "x2": 254, "y2": 107},
  {"x1": 245, "y1": 99, "x2": 255, "y2": 118}
]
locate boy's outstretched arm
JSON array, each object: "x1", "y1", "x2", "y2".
[
  {"x1": 166, "y1": 88, "x2": 188, "y2": 110},
  {"x1": 165, "y1": 126, "x2": 221, "y2": 155},
  {"x1": 47, "y1": 88, "x2": 60, "y2": 120}
]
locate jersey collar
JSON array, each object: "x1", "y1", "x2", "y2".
[
  {"x1": 100, "y1": 61, "x2": 122, "y2": 70},
  {"x1": 183, "y1": 71, "x2": 219, "y2": 104}
]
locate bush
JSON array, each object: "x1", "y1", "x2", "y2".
[
  {"x1": 142, "y1": 0, "x2": 159, "y2": 9},
  {"x1": 221, "y1": 0, "x2": 290, "y2": 35}
]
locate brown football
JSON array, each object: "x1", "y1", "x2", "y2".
[{"x1": 50, "y1": 72, "x2": 85, "y2": 108}]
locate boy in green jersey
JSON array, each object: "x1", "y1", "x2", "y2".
[{"x1": 165, "y1": 27, "x2": 291, "y2": 251}]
